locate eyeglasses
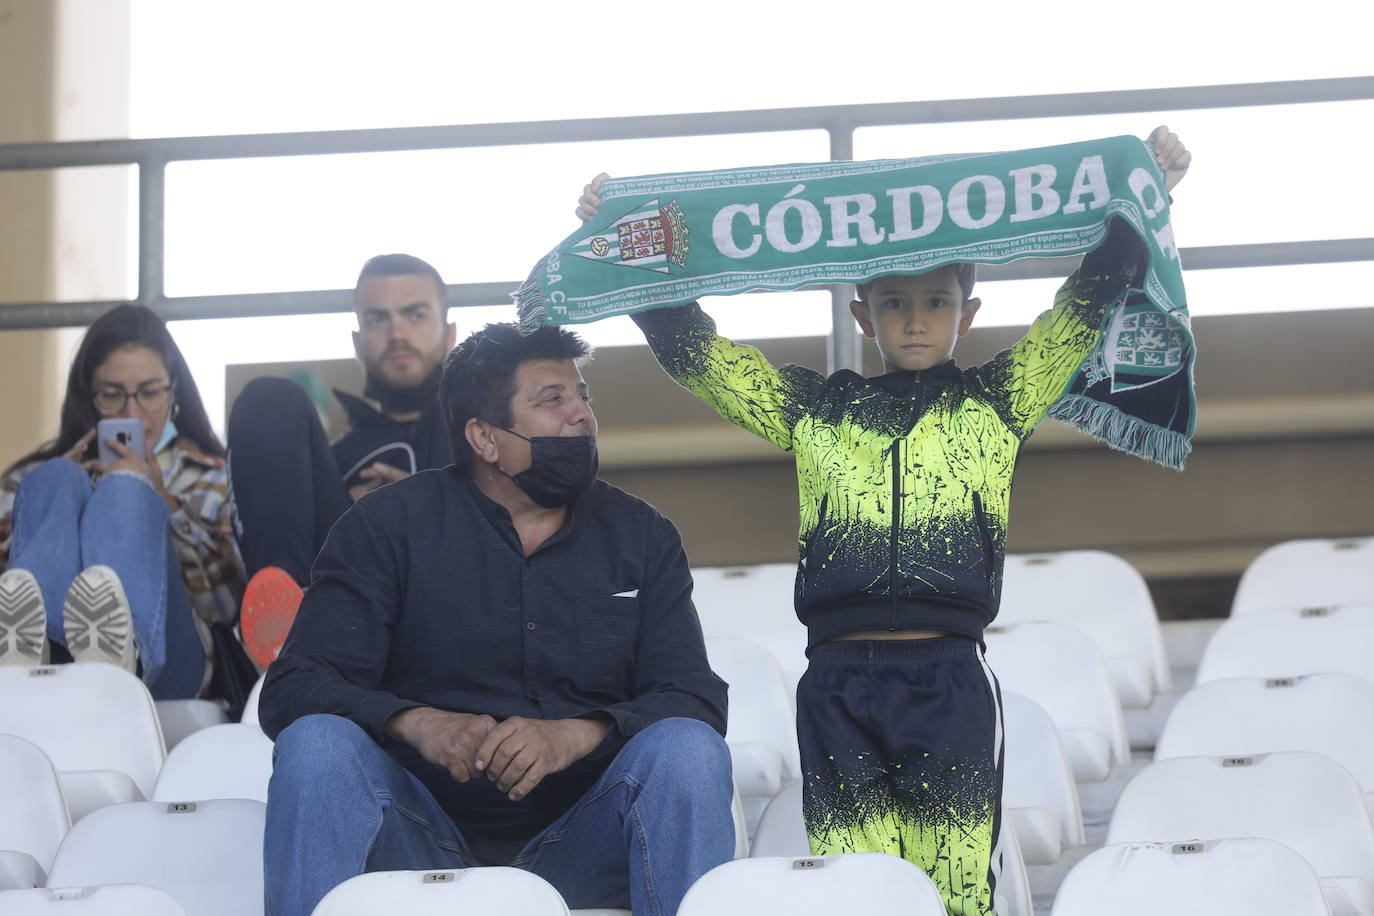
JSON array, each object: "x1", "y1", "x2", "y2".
[{"x1": 92, "y1": 382, "x2": 174, "y2": 416}]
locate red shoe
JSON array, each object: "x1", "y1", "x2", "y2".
[{"x1": 240, "y1": 567, "x2": 304, "y2": 671}]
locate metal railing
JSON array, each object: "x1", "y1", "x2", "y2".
[{"x1": 1, "y1": 75, "x2": 1371, "y2": 373}]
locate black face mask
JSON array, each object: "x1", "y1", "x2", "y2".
[{"x1": 493, "y1": 428, "x2": 598, "y2": 508}]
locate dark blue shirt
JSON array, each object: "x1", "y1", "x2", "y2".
[{"x1": 260, "y1": 467, "x2": 728, "y2": 848}]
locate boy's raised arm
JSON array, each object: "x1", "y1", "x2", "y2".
[
  {"x1": 976, "y1": 126, "x2": 1191, "y2": 436},
  {"x1": 575, "y1": 175, "x2": 823, "y2": 453}
]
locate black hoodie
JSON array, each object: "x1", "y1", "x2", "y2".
[{"x1": 330, "y1": 389, "x2": 451, "y2": 488}]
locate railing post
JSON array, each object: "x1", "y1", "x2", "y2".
[
  {"x1": 137, "y1": 158, "x2": 166, "y2": 308},
  {"x1": 827, "y1": 124, "x2": 862, "y2": 375}
]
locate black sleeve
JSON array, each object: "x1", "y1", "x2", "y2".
[
  {"x1": 587, "y1": 512, "x2": 728, "y2": 751},
  {"x1": 257, "y1": 499, "x2": 420, "y2": 742}
]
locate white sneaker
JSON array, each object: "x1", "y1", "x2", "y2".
[
  {"x1": 0, "y1": 568, "x2": 49, "y2": 666},
  {"x1": 63, "y1": 565, "x2": 137, "y2": 673}
]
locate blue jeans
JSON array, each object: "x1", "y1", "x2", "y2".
[
  {"x1": 8, "y1": 457, "x2": 203, "y2": 698},
  {"x1": 265, "y1": 715, "x2": 735, "y2": 916}
]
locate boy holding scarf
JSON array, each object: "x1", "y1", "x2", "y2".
[{"x1": 571, "y1": 127, "x2": 1190, "y2": 915}]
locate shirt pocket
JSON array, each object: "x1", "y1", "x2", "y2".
[{"x1": 573, "y1": 594, "x2": 641, "y2": 695}]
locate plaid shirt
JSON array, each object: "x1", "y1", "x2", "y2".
[{"x1": 0, "y1": 437, "x2": 245, "y2": 616}]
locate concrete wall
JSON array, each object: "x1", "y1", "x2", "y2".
[{"x1": 0, "y1": 0, "x2": 129, "y2": 469}]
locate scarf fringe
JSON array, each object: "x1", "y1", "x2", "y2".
[
  {"x1": 1048, "y1": 394, "x2": 1191, "y2": 471},
  {"x1": 513, "y1": 269, "x2": 547, "y2": 336}
]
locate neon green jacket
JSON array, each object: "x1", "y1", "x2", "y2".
[{"x1": 631, "y1": 227, "x2": 1143, "y2": 647}]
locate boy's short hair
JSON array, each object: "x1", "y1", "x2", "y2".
[
  {"x1": 355, "y1": 253, "x2": 449, "y2": 309},
  {"x1": 440, "y1": 323, "x2": 593, "y2": 471},
  {"x1": 855, "y1": 262, "x2": 977, "y2": 303}
]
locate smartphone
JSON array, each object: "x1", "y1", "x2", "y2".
[{"x1": 96, "y1": 417, "x2": 147, "y2": 467}]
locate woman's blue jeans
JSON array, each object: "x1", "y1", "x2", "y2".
[
  {"x1": 8, "y1": 457, "x2": 203, "y2": 698},
  {"x1": 264, "y1": 715, "x2": 736, "y2": 916}
]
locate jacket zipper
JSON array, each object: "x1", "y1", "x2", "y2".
[
  {"x1": 889, "y1": 437, "x2": 901, "y2": 631},
  {"x1": 972, "y1": 492, "x2": 996, "y2": 601},
  {"x1": 889, "y1": 370, "x2": 924, "y2": 630}
]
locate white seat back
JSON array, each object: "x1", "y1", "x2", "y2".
[
  {"x1": 1232, "y1": 537, "x2": 1374, "y2": 614},
  {"x1": 690, "y1": 565, "x2": 807, "y2": 684},
  {"x1": 1001, "y1": 551, "x2": 1170, "y2": 701},
  {"x1": 0, "y1": 735, "x2": 71, "y2": 875},
  {"x1": 1051, "y1": 837, "x2": 1333, "y2": 916},
  {"x1": 983, "y1": 622, "x2": 1129, "y2": 774},
  {"x1": 154, "y1": 700, "x2": 229, "y2": 751},
  {"x1": 46, "y1": 799, "x2": 265, "y2": 916},
  {"x1": 239, "y1": 675, "x2": 265, "y2": 729},
  {"x1": 750, "y1": 779, "x2": 805, "y2": 859},
  {"x1": 704, "y1": 636, "x2": 799, "y2": 778},
  {"x1": 1156, "y1": 673, "x2": 1374, "y2": 792},
  {"x1": 678, "y1": 854, "x2": 946, "y2": 915},
  {"x1": 1197, "y1": 603, "x2": 1374, "y2": 683},
  {"x1": 152, "y1": 724, "x2": 275, "y2": 803},
  {"x1": 0, "y1": 884, "x2": 190, "y2": 914},
  {"x1": 1107, "y1": 751, "x2": 1374, "y2": 881},
  {"x1": 1002, "y1": 692, "x2": 1085, "y2": 846},
  {"x1": 0, "y1": 665, "x2": 165, "y2": 799},
  {"x1": 313, "y1": 867, "x2": 569, "y2": 915}
]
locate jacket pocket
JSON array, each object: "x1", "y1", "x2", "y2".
[
  {"x1": 971, "y1": 492, "x2": 998, "y2": 602},
  {"x1": 573, "y1": 594, "x2": 640, "y2": 694}
]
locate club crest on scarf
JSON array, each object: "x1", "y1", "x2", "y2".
[
  {"x1": 1104, "y1": 295, "x2": 1191, "y2": 392},
  {"x1": 572, "y1": 199, "x2": 690, "y2": 273}
]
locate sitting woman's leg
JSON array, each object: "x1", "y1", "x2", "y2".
[
  {"x1": 78, "y1": 471, "x2": 179, "y2": 684},
  {"x1": 9, "y1": 458, "x2": 91, "y2": 646},
  {"x1": 146, "y1": 539, "x2": 206, "y2": 699}
]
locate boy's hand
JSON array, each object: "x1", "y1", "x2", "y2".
[
  {"x1": 1148, "y1": 125, "x2": 1191, "y2": 193},
  {"x1": 575, "y1": 173, "x2": 610, "y2": 223}
]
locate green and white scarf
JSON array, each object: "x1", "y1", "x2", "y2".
[{"x1": 515, "y1": 135, "x2": 1195, "y2": 468}]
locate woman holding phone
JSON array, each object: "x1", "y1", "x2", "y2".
[{"x1": 0, "y1": 305, "x2": 244, "y2": 699}]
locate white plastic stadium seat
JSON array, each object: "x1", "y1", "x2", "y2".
[
  {"x1": 704, "y1": 636, "x2": 800, "y2": 833},
  {"x1": 0, "y1": 665, "x2": 166, "y2": 821},
  {"x1": 152, "y1": 724, "x2": 275, "y2": 803},
  {"x1": 1107, "y1": 751, "x2": 1374, "y2": 915},
  {"x1": 239, "y1": 674, "x2": 265, "y2": 729},
  {"x1": 678, "y1": 853, "x2": 945, "y2": 916},
  {"x1": 1001, "y1": 551, "x2": 1170, "y2": 707},
  {"x1": 0, "y1": 884, "x2": 190, "y2": 915},
  {"x1": 1155, "y1": 673, "x2": 1374, "y2": 793},
  {"x1": 0, "y1": 735, "x2": 71, "y2": 889},
  {"x1": 1232, "y1": 536, "x2": 1374, "y2": 615},
  {"x1": 1002, "y1": 692, "x2": 1085, "y2": 864},
  {"x1": 1051, "y1": 837, "x2": 1334, "y2": 916},
  {"x1": 1196, "y1": 603, "x2": 1374, "y2": 684},
  {"x1": 983, "y1": 621, "x2": 1130, "y2": 782},
  {"x1": 749, "y1": 780, "x2": 1033, "y2": 916},
  {"x1": 154, "y1": 700, "x2": 229, "y2": 750},
  {"x1": 46, "y1": 799, "x2": 265, "y2": 916},
  {"x1": 690, "y1": 565, "x2": 807, "y2": 687},
  {"x1": 312, "y1": 867, "x2": 569, "y2": 915}
]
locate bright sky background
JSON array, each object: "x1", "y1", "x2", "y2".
[{"x1": 126, "y1": 0, "x2": 1374, "y2": 432}]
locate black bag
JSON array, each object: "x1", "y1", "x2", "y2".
[{"x1": 206, "y1": 621, "x2": 261, "y2": 722}]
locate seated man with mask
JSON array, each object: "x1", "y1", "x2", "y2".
[{"x1": 258, "y1": 323, "x2": 734, "y2": 916}]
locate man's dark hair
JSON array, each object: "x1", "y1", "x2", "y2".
[
  {"x1": 855, "y1": 262, "x2": 977, "y2": 304},
  {"x1": 355, "y1": 253, "x2": 449, "y2": 309},
  {"x1": 440, "y1": 323, "x2": 593, "y2": 471}
]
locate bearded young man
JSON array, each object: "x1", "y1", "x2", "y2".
[{"x1": 227, "y1": 254, "x2": 456, "y2": 667}]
